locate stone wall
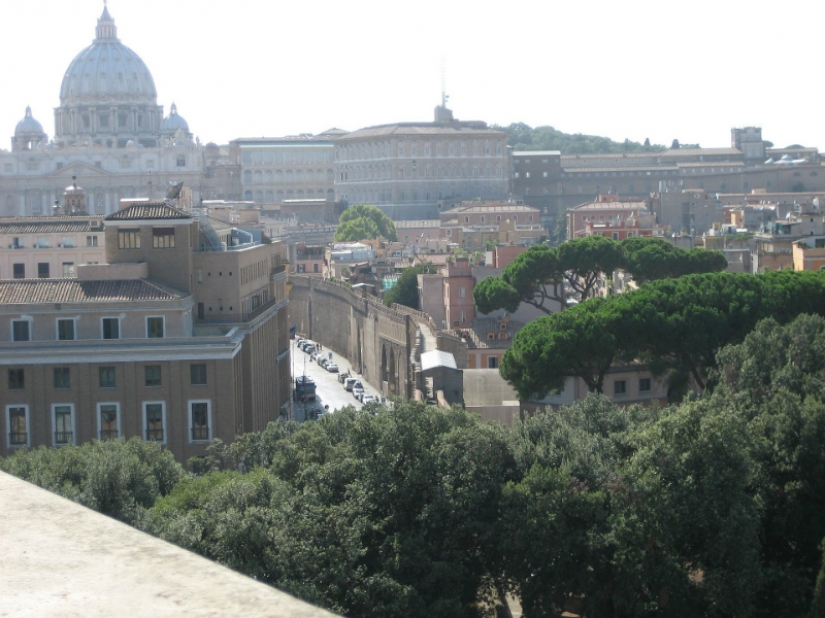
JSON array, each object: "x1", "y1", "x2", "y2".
[{"x1": 289, "y1": 277, "x2": 416, "y2": 398}]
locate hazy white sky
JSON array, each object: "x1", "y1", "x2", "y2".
[{"x1": 1, "y1": 0, "x2": 821, "y2": 150}]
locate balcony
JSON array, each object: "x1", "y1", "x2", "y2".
[
  {"x1": 145, "y1": 428, "x2": 164, "y2": 442},
  {"x1": 8, "y1": 432, "x2": 27, "y2": 446},
  {"x1": 99, "y1": 429, "x2": 119, "y2": 441},
  {"x1": 191, "y1": 427, "x2": 210, "y2": 441},
  {"x1": 54, "y1": 431, "x2": 74, "y2": 445}
]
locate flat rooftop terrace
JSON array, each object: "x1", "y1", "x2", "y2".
[{"x1": 0, "y1": 471, "x2": 339, "y2": 618}]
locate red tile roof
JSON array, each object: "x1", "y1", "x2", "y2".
[
  {"x1": 105, "y1": 203, "x2": 191, "y2": 221},
  {"x1": 0, "y1": 279, "x2": 182, "y2": 304}
]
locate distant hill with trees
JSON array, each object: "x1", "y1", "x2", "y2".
[{"x1": 496, "y1": 122, "x2": 667, "y2": 154}]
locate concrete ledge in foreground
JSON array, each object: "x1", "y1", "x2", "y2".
[{"x1": 0, "y1": 471, "x2": 341, "y2": 618}]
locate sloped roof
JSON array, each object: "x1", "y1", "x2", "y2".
[
  {"x1": 105, "y1": 203, "x2": 191, "y2": 221},
  {"x1": 0, "y1": 279, "x2": 183, "y2": 304},
  {"x1": 339, "y1": 122, "x2": 505, "y2": 140},
  {"x1": 420, "y1": 350, "x2": 458, "y2": 371},
  {"x1": 0, "y1": 220, "x2": 100, "y2": 234}
]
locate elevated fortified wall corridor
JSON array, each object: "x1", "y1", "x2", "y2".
[{"x1": 289, "y1": 277, "x2": 418, "y2": 399}]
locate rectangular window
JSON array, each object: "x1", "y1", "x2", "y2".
[
  {"x1": 99, "y1": 366, "x2": 116, "y2": 388},
  {"x1": 176, "y1": 156, "x2": 186, "y2": 167},
  {"x1": 12, "y1": 320, "x2": 30, "y2": 342},
  {"x1": 190, "y1": 401, "x2": 210, "y2": 442},
  {"x1": 61, "y1": 236, "x2": 75, "y2": 248},
  {"x1": 146, "y1": 316, "x2": 165, "y2": 338},
  {"x1": 86, "y1": 235, "x2": 99, "y2": 247},
  {"x1": 118, "y1": 229, "x2": 141, "y2": 249},
  {"x1": 38, "y1": 263, "x2": 50, "y2": 278},
  {"x1": 102, "y1": 317, "x2": 120, "y2": 340},
  {"x1": 639, "y1": 378, "x2": 652, "y2": 392},
  {"x1": 144, "y1": 402, "x2": 165, "y2": 442},
  {"x1": 53, "y1": 367, "x2": 71, "y2": 389},
  {"x1": 53, "y1": 404, "x2": 74, "y2": 446},
  {"x1": 12, "y1": 263, "x2": 25, "y2": 278},
  {"x1": 8, "y1": 368, "x2": 24, "y2": 389},
  {"x1": 98, "y1": 403, "x2": 119, "y2": 440},
  {"x1": 8, "y1": 406, "x2": 29, "y2": 447},
  {"x1": 152, "y1": 228, "x2": 175, "y2": 248},
  {"x1": 190, "y1": 363, "x2": 207, "y2": 385},
  {"x1": 614, "y1": 380, "x2": 627, "y2": 395},
  {"x1": 57, "y1": 318, "x2": 75, "y2": 341},
  {"x1": 459, "y1": 286, "x2": 466, "y2": 298},
  {"x1": 62, "y1": 262, "x2": 76, "y2": 277},
  {"x1": 145, "y1": 365, "x2": 161, "y2": 387},
  {"x1": 487, "y1": 356, "x2": 498, "y2": 369}
]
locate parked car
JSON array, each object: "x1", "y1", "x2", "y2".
[
  {"x1": 310, "y1": 351, "x2": 321, "y2": 362},
  {"x1": 337, "y1": 370, "x2": 350, "y2": 383},
  {"x1": 352, "y1": 382, "x2": 364, "y2": 400},
  {"x1": 304, "y1": 344, "x2": 317, "y2": 355},
  {"x1": 361, "y1": 394, "x2": 376, "y2": 405},
  {"x1": 318, "y1": 357, "x2": 328, "y2": 368},
  {"x1": 327, "y1": 363, "x2": 339, "y2": 373},
  {"x1": 344, "y1": 377, "x2": 357, "y2": 391}
]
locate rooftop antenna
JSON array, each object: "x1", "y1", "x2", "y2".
[{"x1": 441, "y1": 57, "x2": 449, "y2": 108}]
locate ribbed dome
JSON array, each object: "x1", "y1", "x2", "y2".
[
  {"x1": 15, "y1": 106, "x2": 45, "y2": 136},
  {"x1": 161, "y1": 103, "x2": 189, "y2": 133},
  {"x1": 59, "y1": 6, "x2": 157, "y2": 106}
]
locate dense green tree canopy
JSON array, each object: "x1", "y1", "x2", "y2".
[
  {"x1": 499, "y1": 298, "x2": 627, "y2": 397},
  {"x1": 619, "y1": 236, "x2": 728, "y2": 282},
  {"x1": 0, "y1": 438, "x2": 183, "y2": 526},
  {"x1": 474, "y1": 236, "x2": 727, "y2": 316},
  {"x1": 501, "y1": 271, "x2": 825, "y2": 399},
  {"x1": 335, "y1": 204, "x2": 398, "y2": 242},
  {"x1": 5, "y1": 358, "x2": 825, "y2": 617}
]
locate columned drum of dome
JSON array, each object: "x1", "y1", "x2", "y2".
[
  {"x1": 12, "y1": 106, "x2": 47, "y2": 151},
  {"x1": 54, "y1": 5, "x2": 163, "y2": 149},
  {"x1": 161, "y1": 103, "x2": 192, "y2": 138}
]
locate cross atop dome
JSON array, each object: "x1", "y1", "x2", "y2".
[{"x1": 96, "y1": 1, "x2": 118, "y2": 41}]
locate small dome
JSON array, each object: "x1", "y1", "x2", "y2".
[
  {"x1": 15, "y1": 106, "x2": 45, "y2": 136},
  {"x1": 161, "y1": 103, "x2": 189, "y2": 133}
]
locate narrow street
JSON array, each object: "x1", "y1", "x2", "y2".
[{"x1": 290, "y1": 340, "x2": 383, "y2": 421}]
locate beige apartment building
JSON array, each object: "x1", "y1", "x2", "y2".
[
  {"x1": 0, "y1": 214, "x2": 107, "y2": 280},
  {"x1": 0, "y1": 201, "x2": 290, "y2": 462}
]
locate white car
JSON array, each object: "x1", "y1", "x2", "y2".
[
  {"x1": 326, "y1": 363, "x2": 339, "y2": 373},
  {"x1": 352, "y1": 386, "x2": 364, "y2": 401},
  {"x1": 361, "y1": 394, "x2": 376, "y2": 405}
]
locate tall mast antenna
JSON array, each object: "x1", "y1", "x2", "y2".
[{"x1": 441, "y1": 57, "x2": 449, "y2": 107}]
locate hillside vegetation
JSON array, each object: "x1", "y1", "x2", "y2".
[{"x1": 496, "y1": 122, "x2": 667, "y2": 155}]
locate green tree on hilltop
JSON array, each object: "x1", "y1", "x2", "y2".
[{"x1": 335, "y1": 204, "x2": 397, "y2": 242}]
